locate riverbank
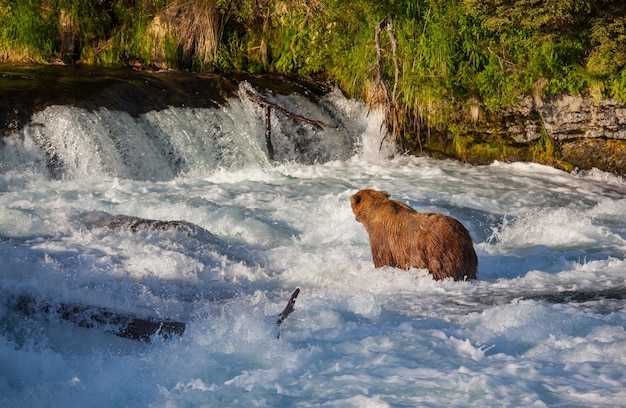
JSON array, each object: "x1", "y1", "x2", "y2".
[
  {"x1": 2, "y1": 1, "x2": 626, "y2": 175},
  {"x1": 2, "y1": 64, "x2": 626, "y2": 176}
]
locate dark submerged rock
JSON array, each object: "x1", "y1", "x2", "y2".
[{"x1": 14, "y1": 295, "x2": 185, "y2": 342}]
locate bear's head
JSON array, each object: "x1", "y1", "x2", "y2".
[{"x1": 350, "y1": 189, "x2": 391, "y2": 222}]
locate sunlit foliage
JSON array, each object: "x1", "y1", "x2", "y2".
[{"x1": 1, "y1": 0, "x2": 625, "y2": 140}]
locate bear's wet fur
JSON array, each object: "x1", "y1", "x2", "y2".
[{"x1": 350, "y1": 189, "x2": 477, "y2": 281}]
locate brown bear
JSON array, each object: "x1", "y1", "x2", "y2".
[{"x1": 350, "y1": 189, "x2": 477, "y2": 281}]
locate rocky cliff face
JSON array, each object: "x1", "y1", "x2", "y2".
[
  {"x1": 413, "y1": 95, "x2": 626, "y2": 176},
  {"x1": 500, "y1": 95, "x2": 626, "y2": 175},
  {"x1": 507, "y1": 95, "x2": 626, "y2": 142}
]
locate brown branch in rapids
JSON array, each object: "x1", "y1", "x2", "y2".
[{"x1": 276, "y1": 287, "x2": 300, "y2": 327}]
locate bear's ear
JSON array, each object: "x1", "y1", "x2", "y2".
[
  {"x1": 379, "y1": 190, "x2": 391, "y2": 198},
  {"x1": 350, "y1": 194, "x2": 361, "y2": 207}
]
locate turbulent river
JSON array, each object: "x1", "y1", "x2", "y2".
[{"x1": 1, "y1": 67, "x2": 626, "y2": 407}]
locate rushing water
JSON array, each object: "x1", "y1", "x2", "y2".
[{"x1": 1, "y1": 77, "x2": 626, "y2": 407}]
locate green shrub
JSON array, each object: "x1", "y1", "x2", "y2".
[
  {"x1": 612, "y1": 69, "x2": 626, "y2": 103},
  {"x1": 0, "y1": 0, "x2": 58, "y2": 61}
]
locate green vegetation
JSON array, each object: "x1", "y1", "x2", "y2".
[{"x1": 1, "y1": 0, "x2": 625, "y2": 164}]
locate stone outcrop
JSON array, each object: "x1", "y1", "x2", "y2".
[
  {"x1": 506, "y1": 94, "x2": 626, "y2": 143},
  {"x1": 500, "y1": 94, "x2": 626, "y2": 175}
]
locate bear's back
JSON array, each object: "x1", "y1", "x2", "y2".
[
  {"x1": 400, "y1": 212, "x2": 477, "y2": 280},
  {"x1": 350, "y1": 189, "x2": 478, "y2": 281}
]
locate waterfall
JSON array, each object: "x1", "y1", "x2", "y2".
[{"x1": 0, "y1": 82, "x2": 392, "y2": 181}]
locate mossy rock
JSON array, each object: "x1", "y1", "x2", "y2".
[{"x1": 560, "y1": 138, "x2": 626, "y2": 174}]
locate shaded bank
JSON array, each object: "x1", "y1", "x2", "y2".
[{"x1": 0, "y1": 64, "x2": 329, "y2": 136}]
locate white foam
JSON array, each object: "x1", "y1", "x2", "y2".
[{"x1": 1, "y1": 91, "x2": 626, "y2": 406}]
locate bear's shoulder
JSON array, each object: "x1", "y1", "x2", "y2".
[{"x1": 387, "y1": 199, "x2": 417, "y2": 214}]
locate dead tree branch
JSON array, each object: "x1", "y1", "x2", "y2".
[
  {"x1": 245, "y1": 90, "x2": 340, "y2": 131},
  {"x1": 264, "y1": 105, "x2": 274, "y2": 160},
  {"x1": 386, "y1": 19, "x2": 399, "y2": 108},
  {"x1": 374, "y1": 19, "x2": 390, "y2": 105}
]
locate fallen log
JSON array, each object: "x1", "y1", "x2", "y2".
[
  {"x1": 245, "y1": 90, "x2": 339, "y2": 161},
  {"x1": 14, "y1": 295, "x2": 185, "y2": 342},
  {"x1": 245, "y1": 90, "x2": 340, "y2": 132}
]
